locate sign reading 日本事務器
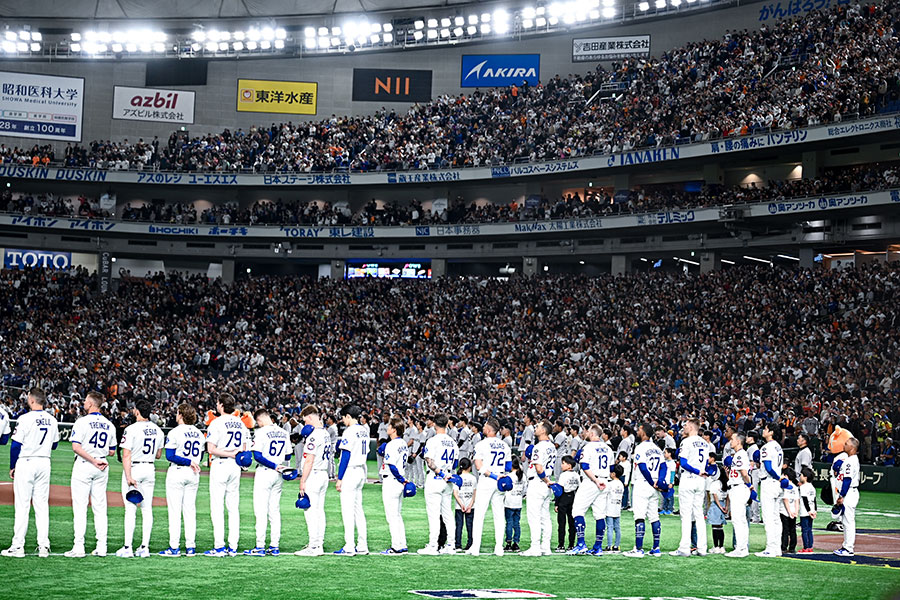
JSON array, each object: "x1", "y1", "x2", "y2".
[{"x1": 0, "y1": 71, "x2": 84, "y2": 141}]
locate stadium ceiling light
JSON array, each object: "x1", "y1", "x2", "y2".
[
  {"x1": 369, "y1": 33, "x2": 379, "y2": 43},
  {"x1": 670, "y1": 0, "x2": 682, "y2": 5},
  {"x1": 304, "y1": 27, "x2": 315, "y2": 38},
  {"x1": 413, "y1": 30, "x2": 424, "y2": 40},
  {"x1": 721, "y1": 259, "x2": 736, "y2": 265},
  {"x1": 414, "y1": 20, "x2": 425, "y2": 29},
  {"x1": 743, "y1": 255, "x2": 772, "y2": 264},
  {"x1": 331, "y1": 26, "x2": 341, "y2": 36},
  {"x1": 318, "y1": 26, "x2": 329, "y2": 36},
  {"x1": 140, "y1": 42, "x2": 152, "y2": 52},
  {"x1": 466, "y1": 25, "x2": 477, "y2": 35},
  {"x1": 548, "y1": 3, "x2": 562, "y2": 16},
  {"x1": 548, "y1": 15, "x2": 559, "y2": 24},
  {"x1": 248, "y1": 28, "x2": 262, "y2": 40},
  {"x1": 602, "y1": 6, "x2": 616, "y2": 17},
  {"x1": 260, "y1": 39, "x2": 271, "y2": 49},
  {"x1": 382, "y1": 32, "x2": 393, "y2": 42},
  {"x1": 535, "y1": 16, "x2": 547, "y2": 26},
  {"x1": 777, "y1": 254, "x2": 800, "y2": 261},
  {"x1": 523, "y1": 6, "x2": 536, "y2": 18},
  {"x1": 31, "y1": 31, "x2": 42, "y2": 41},
  {"x1": 262, "y1": 27, "x2": 275, "y2": 40},
  {"x1": 563, "y1": 12, "x2": 576, "y2": 23},
  {"x1": 426, "y1": 28, "x2": 437, "y2": 39},
  {"x1": 111, "y1": 31, "x2": 124, "y2": 43},
  {"x1": 190, "y1": 42, "x2": 200, "y2": 51},
  {"x1": 356, "y1": 35, "x2": 367, "y2": 46},
  {"x1": 330, "y1": 37, "x2": 340, "y2": 46},
  {"x1": 371, "y1": 22, "x2": 382, "y2": 33},
  {"x1": 205, "y1": 41, "x2": 217, "y2": 51},
  {"x1": 427, "y1": 18, "x2": 438, "y2": 28},
  {"x1": 589, "y1": 9, "x2": 600, "y2": 18},
  {"x1": 480, "y1": 23, "x2": 491, "y2": 33},
  {"x1": 468, "y1": 14, "x2": 478, "y2": 24},
  {"x1": 246, "y1": 40, "x2": 258, "y2": 49},
  {"x1": 217, "y1": 41, "x2": 228, "y2": 51},
  {"x1": 579, "y1": 260, "x2": 585, "y2": 265},
  {"x1": 70, "y1": 32, "x2": 82, "y2": 41},
  {"x1": 640, "y1": 257, "x2": 649, "y2": 262},
  {"x1": 274, "y1": 39, "x2": 284, "y2": 48},
  {"x1": 452, "y1": 26, "x2": 463, "y2": 36},
  {"x1": 495, "y1": 21, "x2": 510, "y2": 33},
  {"x1": 192, "y1": 30, "x2": 206, "y2": 41},
  {"x1": 2, "y1": 40, "x2": 15, "y2": 52},
  {"x1": 522, "y1": 18, "x2": 534, "y2": 27},
  {"x1": 638, "y1": 1, "x2": 650, "y2": 10},
  {"x1": 440, "y1": 17, "x2": 451, "y2": 27},
  {"x1": 111, "y1": 42, "x2": 123, "y2": 52},
  {"x1": 440, "y1": 28, "x2": 450, "y2": 38},
  {"x1": 232, "y1": 41, "x2": 243, "y2": 51},
  {"x1": 383, "y1": 23, "x2": 393, "y2": 32},
  {"x1": 233, "y1": 30, "x2": 245, "y2": 41},
  {"x1": 95, "y1": 43, "x2": 107, "y2": 53},
  {"x1": 70, "y1": 42, "x2": 81, "y2": 51},
  {"x1": 207, "y1": 29, "x2": 220, "y2": 41},
  {"x1": 29, "y1": 42, "x2": 40, "y2": 51},
  {"x1": 220, "y1": 31, "x2": 232, "y2": 41},
  {"x1": 655, "y1": 0, "x2": 666, "y2": 8},
  {"x1": 275, "y1": 27, "x2": 287, "y2": 39},
  {"x1": 18, "y1": 30, "x2": 29, "y2": 41},
  {"x1": 454, "y1": 16, "x2": 464, "y2": 26},
  {"x1": 317, "y1": 36, "x2": 328, "y2": 47},
  {"x1": 305, "y1": 38, "x2": 316, "y2": 49}
]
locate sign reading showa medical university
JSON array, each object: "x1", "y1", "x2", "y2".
[
  {"x1": 112, "y1": 86, "x2": 195, "y2": 124},
  {"x1": 460, "y1": 55, "x2": 540, "y2": 87},
  {"x1": 572, "y1": 36, "x2": 651, "y2": 62},
  {"x1": 0, "y1": 71, "x2": 84, "y2": 142}
]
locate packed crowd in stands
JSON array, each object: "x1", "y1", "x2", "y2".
[
  {"x1": 0, "y1": 262, "x2": 897, "y2": 466},
  {"x1": 3, "y1": 161, "x2": 897, "y2": 226},
  {"x1": 1, "y1": 1, "x2": 898, "y2": 174}
]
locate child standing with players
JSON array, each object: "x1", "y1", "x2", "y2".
[
  {"x1": 604, "y1": 464, "x2": 624, "y2": 552},
  {"x1": 798, "y1": 467, "x2": 817, "y2": 553},
  {"x1": 454, "y1": 458, "x2": 477, "y2": 552},
  {"x1": 504, "y1": 457, "x2": 525, "y2": 552}
]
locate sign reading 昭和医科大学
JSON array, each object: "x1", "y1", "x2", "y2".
[
  {"x1": 572, "y1": 36, "x2": 651, "y2": 62},
  {"x1": 236, "y1": 79, "x2": 317, "y2": 115},
  {"x1": 0, "y1": 71, "x2": 84, "y2": 142},
  {"x1": 461, "y1": 55, "x2": 540, "y2": 87},
  {"x1": 2, "y1": 248, "x2": 71, "y2": 270}
]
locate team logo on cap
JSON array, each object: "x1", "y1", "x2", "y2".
[{"x1": 409, "y1": 591, "x2": 554, "y2": 599}]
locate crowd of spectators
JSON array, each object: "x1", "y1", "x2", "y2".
[
  {"x1": 1, "y1": 1, "x2": 897, "y2": 174},
  {"x1": 0, "y1": 261, "x2": 897, "y2": 465}
]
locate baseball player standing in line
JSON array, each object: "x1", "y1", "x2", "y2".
[
  {"x1": 522, "y1": 421, "x2": 557, "y2": 556},
  {"x1": 0, "y1": 399, "x2": 11, "y2": 445},
  {"x1": 115, "y1": 399, "x2": 163, "y2": 558},
  {"x1": 419, "y1": 413, "x2": 459, "y2": 555},
  {"x1": 326, "y1": 416, "x2": 338, "y2": 480},
  {"x1": 159, "y1": 404, "x2": 203, "y2": 557},
  {"x1": 375, "y1": 413, "x2": 390, "y2": 482},
  {"x1": 245, "y1": 408, "x2": 292, "y2": 556},
  {"x1": 67, "y1": 391, "x2": 116, "y2": 558},
  {"x1": 334, "y1": 404, "x2": 370, "y2": 556},
  {"x1": 3, "y1": 388, "x2": 59, "y2": 558},
  {"x1": 672, "y1": 419, "x2": 709, "y2": 557},
  {"x1": 725, "y1": 432, "x2": 752, "y2": 557},
  {"x1": 518, "y1": 415, "x2": 535, "y2": 457},
  {"x1": 569, "y1": 425, "x2": 613, "y2": 555},
  {"x1": 380, "y1": 415, "x2": 410, "y2": 554},
  {"x1": 469, "y1": 418, "x2": 512, "y2": 556},
  {"x1": 833, "y1": 437, "x2": 860, "y2": 557},
  {"x1": 624, "y1": 424, "x2": 665, "y2": 557},
  {"x1": 756, "y1": 423, "x2": 786, "y2": 557},
  {"x1": 746, "y1": 431, "x2": 762, "y2": 523},
  {"x1": 205, "y1": 394, "x2": 249, "y2": 557},
  {"x1": 295, "y1": 404, "x2": 331, "y2": 556}
]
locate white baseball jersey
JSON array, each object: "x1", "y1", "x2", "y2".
[
  {"x1": 456, "y1": 472, "x2": 476, "y2": 505},
  {"x1": 580, "y1": 440, "x2": 613, "y2": 480},
  {"x1": 0, "y1": 405, "x2": 11, "y2": 440},
  {"x1": 71, "y1": 412, "x2": 116, "y2": 458},
  {"x1": 337, "y1": 423, "x2": 370, "y2": 467},
  {"x1": 120, "y1": 421, "x2": 164, "y2": 462},
  {"x1": 380, "y1": 438, "x2": 409, "y2": 477},
  {"x1": 728, "y1": 448, "x2": 750, "y2": 485},
  {"x1": 423, "y1": 433, "x2": 459, "y2": 475},
  {"x1": 518, "y1": 425, "x2": 535, "y2": 451},
  {"x1": 11, "y1": 409, "x2": 59, "y2": 458},
  {"x1": 303, "y1": 428, "x2": 332, "y2": 471},
  {"x1": 527, "y1": 440, "x2": 557, "y2": 478},
  {"x1": 474, "y1": 437, "x2": 512, "y2": 476},
  {"x1": 206, "y1": 414, "x2": 248, "y2": 453},
  {"x1": 747, "y1": 443, "x2": 760, "y2": 469},
  {"x1": 165, "y1": 424, "x2": 204, "y2": 463},
  {"x1": 759, "y1": 440, "x2": 784, "y2": 480},
  {"x1": 679, "y1": 435, "x2": 709, "y2": 475},
  {"x1": 253, "y1": 424, "x2": 291, "y2": 466},
  {"x1": 830, "y1": 451, "x2": 849, "y2": 493},
  {"x1": 837, "y1": 454, "x2": 860, "y2": 491},
  {"x1": 633, "y1": 440, "x2": 664, "y2": 486}
]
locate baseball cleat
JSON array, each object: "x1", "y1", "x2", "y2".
[
  {"x1": 669, "y1": 549, "x2": 691, "y2": 557},
  {"x1": 465, "y1": 548, "x2": 480, "y2": 556},
  {"x1": 833, "y1": 548, "x2": 854, "y2": 557},
  {"x1": 520, "y1": 548, "x2": 542, "y2": 557},
  {"x1": 158, "y1": 547, "x2": 180, "y2": 557},
  {"x1": 64, "y1": 547, "x2": 86, "y2": 558},
  {"x1": 354, "y1": 547, "x2": 369, "y2": 555},
  {"x1": 243, "y1": 547, "x2": 266, "y2": 556},
  {"x1": 725, "y1": 549, "x2": 749, "y2": 557},
  {"x1": 226, "y1": 547, "x2": 238, "y2": 557},
  {"x1": 648, "y1": 548, "x2": 662, "y2": 557},
  {"x1": 333, "y1": 547, "x2": 356, "y2": 556},
  {"x1": 1, "y1": 547, "x2": 25, "y2": 558},
  {"x1": 623, "y1": 548, "x2": 645, "y2": 557},
  {"x1": 567, "y1": 543, "x2": 589, "y2": 555},
  {"x1": 203, "y1": 547, "x2": 228, "y2": 557},
  {"x1": 379, "y1": 548, "x2": 406, "y2": 556},
  {"x1": 135, "y1": 546, "x2": 151, "y2": 558},
  {"x1": 91, "y1": 547, "x2": 107, "y2": 557},
  {"x1": 755, "y1": 550, "x2": 779, "y2": 557},
  {"x1": 295, "y1": 546, "x2": 324, "y2": 556},
  {"x1": 38, "y1": 546, "x2": 50, "y2": 558},
  {"x1": 266, "y1": 547, "x2": 280, "y2": 556},
  {"x1": 184, "y1": 548, "x2": 196, "y2": 557},
  {"x1": 417, "y1": 545, "x2": 440, "y2": 556},
  {"x1": 115, "y1": 546, "x2": 134, "y2": 558},
  {"x1": 589, "y1": 547, "x2": 604, "y2": 556}
]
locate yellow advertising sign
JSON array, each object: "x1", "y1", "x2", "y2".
[{"x1": 236, "y1": 79, "x2": 317, "y2": 115}]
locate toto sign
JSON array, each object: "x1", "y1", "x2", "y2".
[{"x1": 4, "y1": 248, "x2": 72, "y2": 269}]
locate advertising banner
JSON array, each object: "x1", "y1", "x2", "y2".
[
  {"x1": 0, "y1": 71, "x2": 84, "y2": 141},
  {"x1": 98, "y1": 251, "x2": 112, "y2": 293},
  {"x1": 572, "y1": 36, "x2": 651, "y2": 62},
  {"x1": 352, "y1": 68, "x2": 432, "y2": 102},
  {"x1": 3, "y1": 247, "x2": 71, "y2": 269},
  {"x1": 236, "y1": 79, "x2": 317, "y2": 115},
  {"x1": 461, "y1": 55, "x2": 540, "y2": 87},
  {"x1": 112, "y1": 86, "x2": 195, "y2": 124}
]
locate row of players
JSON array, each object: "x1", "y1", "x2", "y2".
[{"x1": 0, "y1": 388, "x2": 861, "y2": 558}]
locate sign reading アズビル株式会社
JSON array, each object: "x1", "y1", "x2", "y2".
[{"x1": 112, "y1": 86, "x2": 195, "y2": 124}]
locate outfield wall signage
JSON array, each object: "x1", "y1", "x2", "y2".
[
  {"x1": 112, "y1": 86, "x2": 195, "y2": 124},
  {"x1": 236, "y1": 79, "x2": 317, "y2": 115},
  {"x1": 572, "y1": 36, "x2": 650, "y2": 62},
  {"x1": 2, "y1": 247, "x2": 71, "y2": 269},
  {"x1": 0, "y1": 71, "x2": 84, "y2": 141},
  {"x1": 352, "y1": 69, "x2": 432, "y2": 102},
  {"x1": 461, "y1": 54, "x2": 540, "y2": 87}
]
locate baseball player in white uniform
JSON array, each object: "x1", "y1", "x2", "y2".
[
  {"x1": 295, "y1": 404, "x2": 331, "y2": 556},
  {"x1": 725, "y1": 432, "x2": 753, "y2": 557},
  {"x1": 3, "y1": 388, "x2": 59, "y2": 558},
  {"x1": 380, "y1": 415, "x2": 411, "y2": 554},
  {"x1": 205, "y1": 394, "x2": 249, "y2": 557},
  {"x1": 115, "y1": 399, "x2": 164, "y2": 558},
  {"x1": 469, "y1": 418, "x2": 512, "y2": 557},
  {"x1": 518, "y1": 415, "x2": 535, "y2": 456},
  {"x1": 0, "y1": 401, "x2": 11, "y2": 446},
  {"x1": 376, "y1": 413, "x2": 390, "y2": 480},
  {"x1": 245, "y1": 408, "x2": 292, "y2": 556},
  {"x1": 624, "y1": 424, "x2": 665, "y2": 557},
  {"x1": 522, "y1": 421, "x2": 557, "y2": 556},
  {"x1": 326, "y1": 416, "x2": 338, "y2": 479},
  {"x1": 672, "y1": 419, "x2": 709, "y2": 557},
  {"x1": 569, "y1": 425, "x2": 613, "y2": 555},
  {"x1": 67, "y1": 391, "x2": 116, "y2": 558},
  {"x1": 159, "y1": 404, "x2": 203, "y2": 557},
  {"x1": 756, "y1": 423, "x2": 786, "y2": 557},
  {"x1": 334, "y1": 404, "x2": 370, "y2": 556},
  {"x1": 746, "y1": 431, "x2": 762, "y2": 523},
  {"x1": 833, "y1": 437, "x2": 861, "y2": 557},
  {"x1": 419, "y1": 413, "x2": 459, "y2": 555}
]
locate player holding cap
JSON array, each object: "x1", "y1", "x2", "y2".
[
  {"x1": 725, "y1": 432, "x2": 752, "y2": 557},
  {"x1": 67, "y1": 391, "x2": 116, "y2": 558},
  {"x1": 334, "y1": 404, "x2": 371, "y2": 556},
  {"x1": 115, "y1": 399, "x2": 163, "y2": 558},
  {"x1": 295, "y1": 404, "x2": 332, "y2": 556},
  {"x1": 244, "y1": 408, "x2": 292, "y2": 556},
  {"x1": 419, "y1": 413, "x2": 459, "y2": 555},
  {"x1": 3, "y1": 388, "x2": 59, "y2": 558},
  {"x1": 756, "y1": 423, "x2": 786, "y2": 557},
  {"x1": 380, "y1": 415, "x2": 411, "y2": 555},
  {"x1": 159, "y1": 404, "x2": 203, "y2": 557},
  {"x1": 205, "y1": 394, "x2": 249, "y2": 557},
  {"x1": 469, "y1": 418, "x2": 512, "y2": 557},
  {"x1": 624, "y1": 424, "x2": 665, "y2": 558},
  {"x1": 522, "y1": 420, "x2": 557, "y2": 557},
  {"x1": 672, "y1": 418, "x2": 708, "y2": 557},
  {"x1": 833, "y1": 437, "x2": 861, "y2": 557},
  {"x1": 569, "y1": 424, "x2": 613, "y2": 555}
]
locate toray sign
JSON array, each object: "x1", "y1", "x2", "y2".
[{"x1": 3, "y1": 248, "x2": 72, "y2": 269}]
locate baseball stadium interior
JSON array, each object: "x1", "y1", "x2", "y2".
[{"x1": 0, "y1": 0, "x2": 898, "y2": 598}]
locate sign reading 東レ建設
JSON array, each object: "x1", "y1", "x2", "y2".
[
  {"x1": 236, "y1": 79, "x2": 317, "y2": 115},
  {"x1": 352, "y1": 69, "x2": 433, "y2": 102},
  {"x1": 572, "y1": 36, "x2": 651, "y2": 62},
  {"x1": 0, "y1": 71, "x2": 84, "y2": 142},
  {"x1": 112, "y1": 86, "x2": 195, "y2": 124},
  {"x1": 461, "y1": 55, "x2": 540, "y2": 87}
]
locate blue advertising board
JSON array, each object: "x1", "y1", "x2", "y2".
[{"x1": 461, "y1": 54, "x2": 540, "y2": 87}]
